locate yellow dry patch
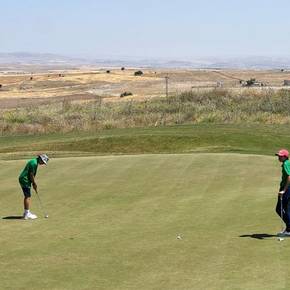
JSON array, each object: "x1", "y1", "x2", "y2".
[
  {"x1": 0, "y1": 69, "x2": 289, "y2": 101},
  {"x1": 0, "y1": 69, "x2": 162, "y2": 100},
  {"x1": 62, "y1": 70, "x2": 157, "y2": 84}
]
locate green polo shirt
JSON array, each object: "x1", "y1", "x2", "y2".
[
  {"x1": 280, "y1": 159, "x2": 290, "y2": 191},
  {"x1": 19, "y1": 159, "x2": 38, "y2": 188}
]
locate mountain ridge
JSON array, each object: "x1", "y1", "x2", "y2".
[{"x1": 1, "y1": 52, "x2": 290, "y2": 69}]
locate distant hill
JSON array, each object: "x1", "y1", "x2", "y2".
[
  {"x1": 1, "y1": 52, "x2": 290, "y2": 69},
  {"x1": 0, "y1": 52, "x2": 86, "y2": 66}
]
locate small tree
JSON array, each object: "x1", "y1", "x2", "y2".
[
  {"x1": 246, "y1": 78, "x2": 256, "y2": 86},
  {"x1": 134, "y1": 70, "x2": 143, "y2": 76},
  {"x1": 120, "y1": 91, "x2": 133, "y2": 98}
]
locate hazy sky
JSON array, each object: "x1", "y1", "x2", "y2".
[{"x1": 1, "y1": 0, "x2": 290, "y2": 59}]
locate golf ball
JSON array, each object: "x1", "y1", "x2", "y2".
[
  {"x1": 45, "y1": 215, "x2": 49, "y2": 218},
  {"x1": 278, "y1": 237, "x2": 284, "y2": 241}
]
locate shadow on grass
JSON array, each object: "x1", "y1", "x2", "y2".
[
  {"x1": 2, "y1": 216, "x2": 23, "y2": 220},
  {"x1": 240, "y1": 234, "x2": 277, "y2": 240}
]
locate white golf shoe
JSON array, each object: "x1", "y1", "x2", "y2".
[
  {"x1": 277, "y1": 229, "x2": 290, "y2": 237},
  {"x1": 23, "y1": 212, "x2": 38, "y2": 220}
]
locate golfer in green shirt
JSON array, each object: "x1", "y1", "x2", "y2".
[
  {"x1": 276, "y1": 149, "x2": 290, "y2": 236},
  {"x1": 19, "y1": 154, "x2": 49, "y2": 220}
]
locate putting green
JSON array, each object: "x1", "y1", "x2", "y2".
[{"x1": 0, "y1": 154, "x2": 287, "y2": 290}]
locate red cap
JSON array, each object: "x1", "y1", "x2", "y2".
[{"x1": 275, "y1": 149, "x2": 289, "y2": 158}]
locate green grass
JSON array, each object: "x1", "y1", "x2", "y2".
[
  {"x1": 0, "y1": 124, "x2": 289, "y2": 159},
  {"x1": 1, "y1": 123, "x2": 290, "y2": 289},
  {"x1": 0, "y1": 153, "x2": 287, "y2": 290}
]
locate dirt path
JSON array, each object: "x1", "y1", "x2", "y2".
[{"x1": 0, "y1": 93, "x2": 97, "y2": 109}]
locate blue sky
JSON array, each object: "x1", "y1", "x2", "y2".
[{"x1": 1, "y1": 0, "x2": 290, "y2": 59}]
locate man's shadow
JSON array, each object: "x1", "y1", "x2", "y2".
[
  {"x1": 2, "y1": 216, "x2": 23, "y2": 220},
  {"x1": 240, "y1": 234, "x2": 277, "y2": 240}
]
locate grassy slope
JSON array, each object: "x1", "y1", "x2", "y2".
[
  {"x1": 0, "y1": 124, "x2": 289, "y2": 159},
  {"x1": 0, "y1": 154, "x2": 288, "y2": 290}
]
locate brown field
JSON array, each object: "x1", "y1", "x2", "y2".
[{"x1": 0, "y1": 68, "x2": 290, "y2": 108}]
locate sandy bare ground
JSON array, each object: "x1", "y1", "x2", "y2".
[
  {"x1": 0, "y1": 93, "x2": 98, "y2": 109},
  {"x1": 0, "y1": 68, "x2": 290, "y2": 108}
]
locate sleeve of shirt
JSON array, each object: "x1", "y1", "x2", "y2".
[
  {"x1": 284, "y1": 161, "x2": 290, "y2": 175},
  {"x1": 27, "y1": 162, "x2": 35, "y2": 175}
]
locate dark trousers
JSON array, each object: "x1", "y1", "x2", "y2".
[{"x1": 276, "y1": 188, "x2": 290, "y2": 231}]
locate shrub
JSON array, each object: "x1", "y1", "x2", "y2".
[
  {"x1": 120, "y1": 92, "x2": 133, "y2": 98},
  {"x1": 134, "y1": 71, "x2": 143, "y2": 76}
]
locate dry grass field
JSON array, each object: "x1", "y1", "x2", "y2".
[{"x1": 0, "y1": 68, "x2": 290, "y2": 108}]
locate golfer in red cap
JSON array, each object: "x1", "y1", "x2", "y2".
[{"x1": 276, "y1": 149, "x2": 290, "y2": 236}]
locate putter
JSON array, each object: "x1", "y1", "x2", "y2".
[
  {"x1": 278, "y1": 196, "x2": 284, "y2": 241},
  {"x1": 35, "y1": 190, "x2": 49, "y2": 218}
]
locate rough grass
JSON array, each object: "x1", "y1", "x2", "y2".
[
  {"x1": 1, "y1": 88, "x2": 290, "y2": 135},
  {"x1": 0, "y1": 124, "x2": 289, "y2": 160},
  {"x1": 0, "y1": 154, "x2": 287, "y2": 290}
]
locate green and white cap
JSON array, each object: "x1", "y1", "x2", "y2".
[{"x1": 38, "y1": 154, "x2": 49, "y2": 164}]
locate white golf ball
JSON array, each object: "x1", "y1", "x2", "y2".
[
  {"x1": 45, "y1": 215, "x2": 49, "y2": 218},
  {"x1": 278, "y1": 237, "x2": 284, "y2": 241}
]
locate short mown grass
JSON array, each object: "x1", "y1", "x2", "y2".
[{"x1": 0, "y1": 153, "x2": 286, "y2": 290}]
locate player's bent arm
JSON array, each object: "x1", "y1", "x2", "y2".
[
  {"x1": 280, "y1": 176, "x2": 290, "y2": 195},
  {"x1": 30, "y1": 172, "x2": 37, "y2": 191}
]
